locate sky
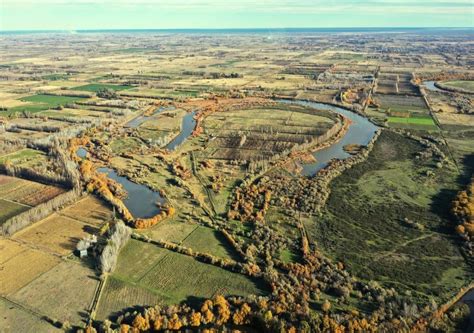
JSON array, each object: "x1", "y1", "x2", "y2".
[{"x1": 0, "y1": 0, "x2": 473, "y2": 31}]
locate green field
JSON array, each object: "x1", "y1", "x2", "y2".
[
  {"x1": 0, "y1": 199, "x2": 29, "y2": 224},
  {"x1": 71, "y1": 83, "x2": 132, "y2": 92},
  {"x1": 7, "y1": 94, "x2": 86, "y2": 114},
  {"x1": 0, "y1": 149, "x2": 46, "y2": 165},
  {"x1": 306, "y1": 130, "x2": 471, "y2": 305},
  {"x1": 388, "y1": 116, "x2": 437, "y2": 130},
  {"x1": 442, "y1": 80, "x2": 474, "y2": 93},
  {"x1": 41, "y1": 73, "x2": 70, "y2": 81},
  {"x1": 181, "y1": 226, "x2": 241, "y2": 260},
  {"x1": 100, "y1": 239, "x2": 266, "y2": 318}
]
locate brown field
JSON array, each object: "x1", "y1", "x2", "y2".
[
  {"x1": 0, "y1": 242, "x2": 60, "y2": 295},
  {"x1": 11, "y1": 260, "x2": 99, "y2": 325},
  {"x1": 61, "y1": 195, "x2": 113, "y2": 226},
  {"x1": 3, "y1": 183, "x2": 65, "y2": 207},
  {"x1": 0, "y1": 298, "x2": 61, "y2": 333},
  {"x1": 12, "y1": 214, "x2": 97, "y2": 256}
]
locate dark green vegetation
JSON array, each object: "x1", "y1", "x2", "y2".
[
  {"x1": 71, "y1": 83, "x2": 132, "y2": 92},
  {"x1": 307, "y1": 130, "x2": 471, "y2": 304},
  {"x1": 0, "y1": 199, "x2": 29, "y2": 224}
]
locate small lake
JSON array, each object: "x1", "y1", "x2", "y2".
[
  {"x1": 423, "y1": 81, "x2": 444, "y2": 93},
  {"x1": 280, "y1": 100, "x2": 379, "y2": 177},
  {"x1": 76, "y1": 147, "x2": 87, "y2": 159},
  {"x1": 98, "y1": 167, "x2": 165, "y2": 219},
  {"x1": 165, "y1": 111, "x2": 196, "y2": 151},
  {"x1": 124, "y1": 106, "x2": 169, "y2": 128}
]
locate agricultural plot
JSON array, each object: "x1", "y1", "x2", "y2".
[
  {"x1": 96, "y1": 276, "x2": 164, "y2": 320},
  {"x1": 307, "y1": 131, "x2": 471, "y2": 303},
  {"x1": 0, "y1": 175, "x2": 65, "y2": 223},
  {"x1": 8, "y1": 94, "x2": 87, "y2": 114},
  {"x1": 0, "y1": 240, "x2": 61, "y2": 295},
  {"x1": 61, "y1": 195, "x2": 113, "y2": 226},
  {"x1": 98, "y1": 239, "x2": 266, "y2": 318},
  {"x1": 139, "y1": 250, "x2": 265, "y2": 304},
  {"x1": 12, "y1": 213, "x2": 97, "y2": 256},
  {"x1": 0, "y1": 149, "x2": 47, "y2": 168},
  {"x1": 71, "y1": 83, "x2": 132, "y2": 92},
  {"x1": 0, "y1": 199, "x2": 29, "y2": 224},
  {"x1": 143, "y1": 220, "x2": 198, "y2": 244},
  {"x1": 203, "y1": 105, "x2": 336, "y2": 161},
  {"x1": 10, "y1": 261, "x2": 99, "y2": 326},
  {"x1": 0, "y1": 298, "x2": 61, "y2": 333},
  {"x1": 181, "y1": 226, "x2": 241, "y2": 260}
]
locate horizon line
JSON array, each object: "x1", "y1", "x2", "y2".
[{"x1": 1, "y1": 27, "x2": 473, "y2": 33}]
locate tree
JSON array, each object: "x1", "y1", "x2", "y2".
[
  {"x1": 322, "y1": 300, "x2": 331, "y2": 313},
  {"x1": 97, "y1": 88, "x2": 118, "y2": 99}
]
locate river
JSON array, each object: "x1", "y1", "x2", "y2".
[
  {"x1": 280, "y1": 100, "x2": 379, "y2": 177},
  {"x1": 165, "y1": 111, "x2": 196, "y2": 151},
  {"x1": 124, "y1": 106, "x2": 169, "y2": 128}
]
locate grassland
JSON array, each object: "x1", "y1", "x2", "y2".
[
  {"x1": 306, "y1": 130, "x2": 471, "y2": 304},
  {"x1": 441, "y1": 80, "x2": 474, "y2": 93}
]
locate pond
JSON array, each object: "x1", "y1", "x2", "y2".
[
  {"x1": 76, "y1": 147, "x2": 87, "y2": 159},
  {"x1": 97, "y1": 167, "x2": 165, "y2": 219},
  {"x1": 280, "y1": 100, "x2": 379, "y2": 177},
  {"x1": 423, "y1": 81, "x2": 444, "y2": 93}
]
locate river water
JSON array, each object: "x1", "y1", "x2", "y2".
[
  {"x1": 165, "y1": 111, "x2": 196, "y2": 151},
  {"x1": 97, "y1": 167, "x2": 165, "y2": 219},
  {"x1": 281, "y1": 100, "x2": 379, "y2": 177},
  {"x1": 124, "y1": 106, "x2": 169, "y2": 128}
]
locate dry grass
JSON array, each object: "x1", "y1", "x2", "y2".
[
  {"x1": 11, "y1": 260, "x2": 99, "y2": 325},
  {"x1": 0, "y1": 242, "x2": 60, "y2": 295},
  {"x1": 61, "y1": 195, "x2": 112, "y2": 226}
]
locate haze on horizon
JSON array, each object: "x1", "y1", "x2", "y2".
[{"x1": 0, "y1": 0, "x2": 473, "y2": 31}]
